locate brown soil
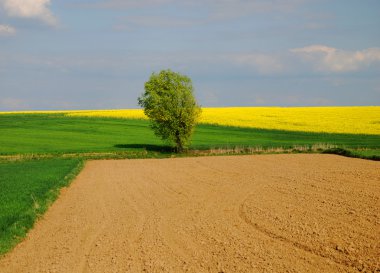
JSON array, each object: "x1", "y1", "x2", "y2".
[{"x1": 0, "y1": 154, "x2": 379, "y2": 273}]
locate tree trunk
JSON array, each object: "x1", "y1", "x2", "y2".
[{"x1": 175, "y1": 131, "x2": 183, "y2": 153}]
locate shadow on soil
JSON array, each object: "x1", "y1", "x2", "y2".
[{"x1": 114, "y1": 144, "x2": 174, "y2": 153}]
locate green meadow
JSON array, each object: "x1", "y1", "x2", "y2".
[
  {"x1": 0, "y1": 113, "x2": 379, "y2": 255},
  {"x1": 0, "y1": 158, "x2": 83, "y2": 254},
  {"x1": 1, "y1": 114, "x2": 379, "y2": 155}
]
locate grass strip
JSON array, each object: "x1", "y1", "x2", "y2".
[{"x1": 323, "y1": 148, "x2": 380, "y2": 161}]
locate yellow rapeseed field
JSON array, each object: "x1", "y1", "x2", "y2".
[
  {"x1": 200, "y1": 107, "x2": 380, "y2": 135},
  {"x1": 66, "y1": 109, "x2": 146, "y2": 120},
  {"x1": 1, "y1": 107, "x2": 379, "y2": 135}
]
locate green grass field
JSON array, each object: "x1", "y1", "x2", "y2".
[
  {"x1": 0, "y1": 158, "x2": 83, "y2": 255},
  {"x1": 0, "y1": 113, "x2": 379, "y2": 255},
  {"x1": 1, "y1": 114, "x2": 379, "y2": 155}
]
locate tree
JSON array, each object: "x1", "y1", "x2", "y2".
[{"x1": 138, "y1": 69, "x2": 201, "y2": 153}]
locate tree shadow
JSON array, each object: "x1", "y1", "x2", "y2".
[{"x1": 114, "y1": 144, "x2": 174, "y2": 153}]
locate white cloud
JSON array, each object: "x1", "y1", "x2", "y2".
[
  {"x1": 291, "y1": 45, "x2": 380, "y2": 72},
  {"x1": 0, "y1": 24, "x2": 16, "y2": 35},
  {"x1": 1, "y1": 0, "x2": 57, "y2": 26},
  {"x1": 292, "y1": 45, "x2": 335, "y2": 54}
]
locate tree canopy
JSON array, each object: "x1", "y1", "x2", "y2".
[{"x1": 138, "y1": 69, "x2": 201, "y2": 152}]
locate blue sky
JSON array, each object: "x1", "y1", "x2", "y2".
[{"x1": 0, "y1": 0, "x2": 379, "y2": 110}]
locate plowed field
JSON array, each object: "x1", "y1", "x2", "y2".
[{"x1": 0, "y1": 155, "x2": 379, "y2": 273}]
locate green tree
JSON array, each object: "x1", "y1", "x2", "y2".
[{"x1": 138, "y1": 69, "x2": 201, "y2": 152}]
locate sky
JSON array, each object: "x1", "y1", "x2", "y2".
[{"x1": 0, "y1": 0, "x2": 380, "y2": 110}]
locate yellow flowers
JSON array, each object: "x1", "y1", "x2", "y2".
[
  {"x1": 66, "y1": 109, "x2": 146, "y2": 120},
  {"x1": 200, "y1": 107, "x2": 380, "y2": 135},
  {"x1": 1, "y1": 106, "x2": 379, "y2": 135},
  {"x1": 65, "y1": 106, "x2": 380, "y2": 135}
]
